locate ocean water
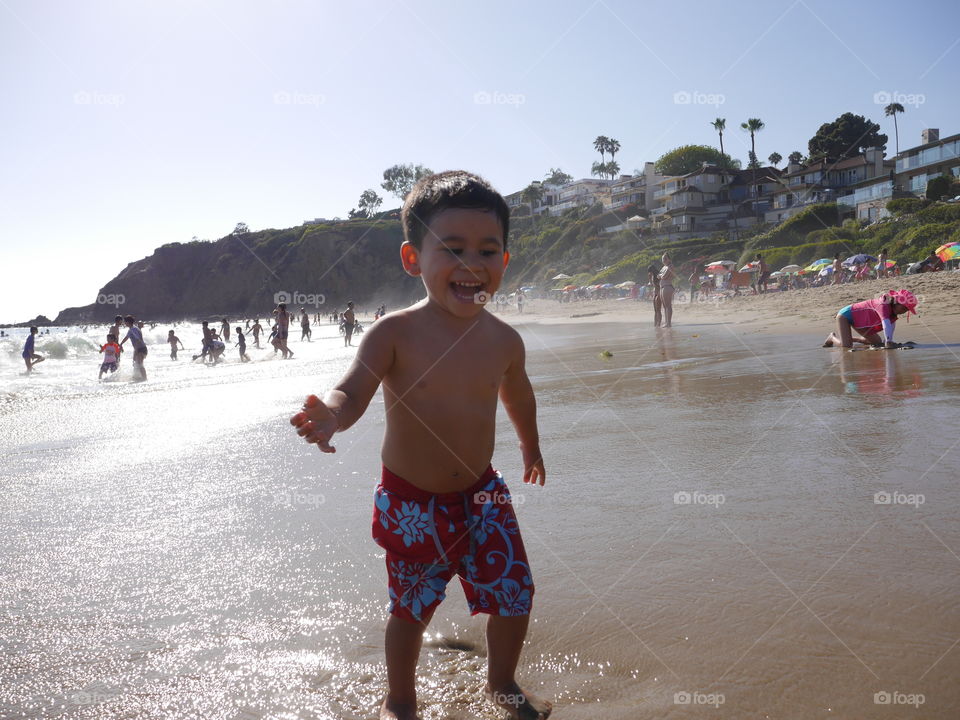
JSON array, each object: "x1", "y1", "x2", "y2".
[{"x1": 2, "y1": 318, "x2": 958, "y2": 718}]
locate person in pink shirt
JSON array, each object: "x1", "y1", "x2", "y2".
[{"x1": 822, "y1": 289, "x2": 918, "y2": 349}]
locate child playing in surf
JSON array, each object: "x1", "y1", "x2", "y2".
[
  {"x1": 235, "y1": 327, "x2": 249, "y2": 362},
  {"x1": 22, "y1": 326, "x2": 44, "y2": 372},
  {"x1": 290, "y1": 171, "x2": 551, "y2": 720},
  {"x1": 823, "y1": 289, "x2": 918, "y2": 349},
  {"x1": 120, "y1": 315, "x2": 148, "y2": 380},
  {"x1": 99, "y1": 334, "x2": 121, "y2": 379},
  {"x1": 168, "y1": 330, "x2": 184, "y2": 360}
]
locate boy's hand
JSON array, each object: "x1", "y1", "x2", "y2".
[
  {"x1": 290, "y1": 394, "x2": 339, "y2": 453},
  {"x1": 520, "y1": 443, "x2": 546, "y2": 486}
]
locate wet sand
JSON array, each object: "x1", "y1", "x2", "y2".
[{"x1": 2, "y1": 308, "x2": 959, "y2": 718}]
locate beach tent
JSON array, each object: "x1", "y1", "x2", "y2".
[{"x1": 780, "y1": 264, "x2": 802, "y2": 274}]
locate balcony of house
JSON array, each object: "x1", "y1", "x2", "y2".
[
  {"x1": 896, "y1": 138, "x2": 960, "y2": 173},
  {"x1": 837, "y1": 180, "x2": 893, "y2": 209}
]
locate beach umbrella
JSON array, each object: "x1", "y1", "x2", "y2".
[
  {"x1": 769, "y1": 271, "x2": 784, "y2": 279},
  {"x1": 740, "y1": 262, "x2": 760, "y2": 272},
  {"x1": 552, "y1": 273, "x2": 572, "y2": 280},
  {"x1": 935, "y1": 242, "x2": 960, "y2": 262},
  {"x1": 780, "y1": 264, "x2": 803, "y2": 274},
  {"x1": 562, "y1": 284, "x2": 577, "y2": 291},
  {"x1": 601, "y1": 283, "x2": 614, "y2": 289},
  {"x1": 843, "y1": 253, "x2": 878, "y2": 266},
  {"x1": 705, "y1": 259, "x2": 735, "y2": 269},
  {"x1": 878, "y1": 260, "x2": 896, "y2": 269},
  {"x1": 805, "y1": 258, "x2": 832, "y2": 272},
  {"x1": 818, "y1": 266, "x2": 834, "y2": 277},
  {"x1": 615, "y1": 281, "x2": 637, "y2": 288}
]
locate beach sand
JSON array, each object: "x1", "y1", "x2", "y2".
[
  {"x1": 511, "y1": 270, "x2": 960, "y2": 345},
  {"x1": 2, "y1": 284, "x2": 959, "y2": 718}
]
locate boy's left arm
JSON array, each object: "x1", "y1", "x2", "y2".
[{"x1": 499, "y1": 331, "x2": 545, "y2": 486}]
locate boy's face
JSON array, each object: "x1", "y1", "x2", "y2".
[{"x1": 401, "y1": 208, "x2": 509, "y2": 318}]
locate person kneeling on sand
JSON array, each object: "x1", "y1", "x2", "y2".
[{"x1": 823, "y1": 289, "x2": 918, "y2": 349}]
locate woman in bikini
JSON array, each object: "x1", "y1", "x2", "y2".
[{"x1": 658, "y1": 253, "x2": 676, "y2": 328}]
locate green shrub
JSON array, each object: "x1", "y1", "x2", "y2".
[
  {"x1": 886, "y1": 197, "x2": 929, "y2": 215},
  {"x1": 745, "y1": 203, "x2": 840, "y2": 251},
  {"x1": 926, "y1": 175, "x2": 952, "y2": 201},
  {"x1": 915, "y1": 203, "x2": 960, "y2": 224}
]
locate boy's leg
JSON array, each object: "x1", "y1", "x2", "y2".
[
  {"x1": 485, "y1": 615, "x2": 551, "y2": 719},
  {"x1": 382, "y1": 610, "x2": 434, "y2": 718}
]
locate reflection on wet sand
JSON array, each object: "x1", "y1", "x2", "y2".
[{"x1": 836, "y1": 348, "x2": 924, "y2": 397}]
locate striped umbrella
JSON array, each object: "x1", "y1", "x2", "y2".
[
  {"x1": 805, "y1": 258, "x2": 832, "y2": 272},
  {"x1": 935, "y1": 241, "x2": 960, "y2": 262}
]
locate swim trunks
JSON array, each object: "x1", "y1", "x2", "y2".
[
  {"x1": 100, "y1": 361, "x2": 118, "y2": 373},
  {"x1": 372, "y1": 465, "x2": 534, "y2": 622}
]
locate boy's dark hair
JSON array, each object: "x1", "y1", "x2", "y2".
[
  {"x1": 107, "y1": 333, "x2": 117, "y2": 341},
  {"x1": 401, "y1": 170, "x2": 510, "y2": 251},
  {"x1": 124, "y1": 315, "x2": 135, "y2": 324},
  {"x1": 114, "y1": 315, "x2": 122, "y2": 323},
  {"x1": 30, "y1": 326, "x2": 38, "y2": 333}
]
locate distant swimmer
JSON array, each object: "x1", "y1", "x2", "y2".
[
  {"x1": 168, "y1": 330, "x2": 184, "y2": 360},
  {"x1": 342, "y1": 301, "x2": 355, "y2": 347},
  {"x1": 300, "y1": 307, "x2": 312, "y2": 341},
  {"x1": 120, "y1": 315, "x2": 148, "y2": 380},
  {"x1": 22, "y1": 326, "x2": 45, "y2": 372},
  {"x1": 251, "y1": 318, "x2": 263, "y2": 348},
  {"x1": 273, "y1": 303, "x2": 293, "y2": 359},
  {"x1": 99, "y1": 333, "x2": 121, "y2": 379},
  {"x1": 235, "y1": 327, "x2": 250, "y2": 362},
  {"x1": 221, "y1": 318, "x2": 231, "y2": 342},
  {"x1": 823, "y1": 289, "x2": 918, "y2": 349}
]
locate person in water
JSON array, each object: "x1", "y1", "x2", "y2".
[
  {"x1": 120, "y1": 315, "x2": 148, "y2": 380},
  {"x1": 822, "y1": 289, "x2": 918, "y2": 349},
  {"x1": 251, "y1": 318, "x2": 263, "y2": 348},
  {"x1": 235, "y1": 327, "x2": 249, "y2": 362},
  {"x1": 22, "y1": 326, "x2": 45, "y2": 372},
  {"x1": 168, "y1": 330, "x2": 184, "y2": 360},
  {"x1": 99, "y1": 333, "x2": 121, "y2": 379},
  {"x1": 290, "y1": 171, "x2": 550, "y2": 720}
]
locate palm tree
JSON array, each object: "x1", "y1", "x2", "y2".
[
  {"x1": 607, "y1": 138, "x2": 621, "y2": 163},
  {"x1": 591, "y1": 161, "x2": 606, "y2": 179},
  {"x1": 711, "y1": 118, "x2": 726, "y2": 156},
  {"x1": 741, "y1": 118, "x2": 765, "y2": 160},
  {"x1": 606, "y1": 160, "x2": 620, "y2": 179},
  {"x1": 521, "y1": 183, "x2": 544, "y2": 212},
  {"x1": 768, "y1": 152, "x2": 782, "y2": 168},
  {"x1": 884, "y1": 102, "x2": 905, "y2": 155},
  {"x1": 788, "y1": 151, "x2": 803, "y2": 165},
  {"x1": 593, "y1": 136, "x2": 610, "y2": 163}
]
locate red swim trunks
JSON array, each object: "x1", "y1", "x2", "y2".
[{"x1": 371, "y1": 465, "x2": 534, "y2": 623}]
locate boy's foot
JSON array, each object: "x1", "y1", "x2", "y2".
[
  {"x1": 379, "y1": 697, "x2": 421, "y2": 720},
  {"x1": 484, "y1": 682, "x2": 552, "y2": 720}
]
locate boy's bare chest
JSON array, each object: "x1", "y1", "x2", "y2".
[{"x1": 390, "y1": 329, "x2": 509, "y2": 399}]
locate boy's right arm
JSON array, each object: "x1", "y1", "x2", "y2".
[{"x1": 290, "y1": 317, "x2": 397, "y2": 453}]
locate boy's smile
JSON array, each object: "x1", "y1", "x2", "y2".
[{"x1": 401, "y1": 208, "x2": 509, "y2": 318}]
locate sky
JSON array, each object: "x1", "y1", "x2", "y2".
[{"x1": 2, "y1": 0, "x2": 959, "y2": 322}]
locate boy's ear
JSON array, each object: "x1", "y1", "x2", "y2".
[
  {"x1": 503, "y1": 250, "x2": 510, "y2": 269},
  {"x1": 400, "y1": 241, "x2": 421, "y2": 276}
]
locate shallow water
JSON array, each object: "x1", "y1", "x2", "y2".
[{"x1": 2, "y1": 319, "x2": 958, "y2": 718}]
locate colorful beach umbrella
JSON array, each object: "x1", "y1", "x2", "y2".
[
  {"x1": 935, "y1": 242, "x2": 960, "y2": 262},
  {"x1": 740, "y1": 262, "x2": 760, "y2": 272},
  {"x1": 805, "y1": 258, "x2": 832, "y2": 272},
  {"x1": 818, "y1": 266, "x2": 834, "y2": 277},
  {"x1": 780, "y1": 264, "x2": 803, "y2": 274}
]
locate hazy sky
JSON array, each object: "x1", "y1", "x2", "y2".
[{"x1": 2, "y1": 0, "x2": 958, "y2": 322}]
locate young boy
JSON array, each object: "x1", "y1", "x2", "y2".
[
  {"x1": 251, "y1": 318, "x2": 263, "y2": 348},
  {"x1": 168, "y1": 330, "x2": 184, "y2": 360},
  {"x1": 290, "y1": 171, "x2": 550, "y2": 720},
  {"x1": 235, "y1": 327, "x2": 250, "y2": 362},
  {"x1": 22, "y1": 326, "x2": 44, "y2": 372},
  {"x1": 99, "y1": 333, "x2": 121, "y2": 379},
  {"x1": 120, "y1": 315, "x2": 148, "y2": 380}
]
